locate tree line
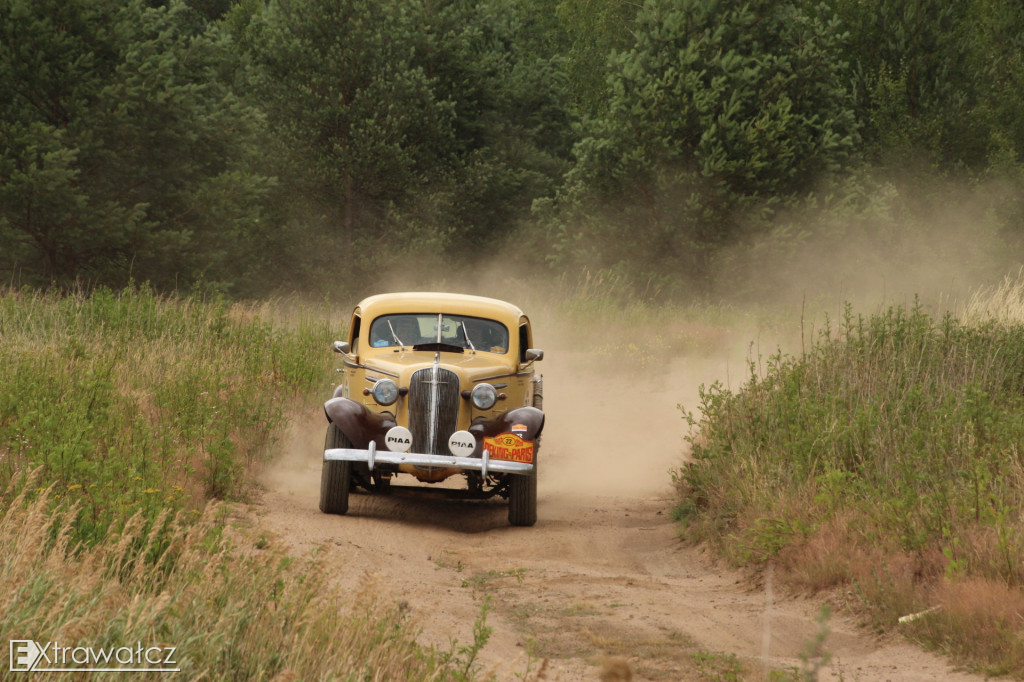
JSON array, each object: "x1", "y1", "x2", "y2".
[{"x1": 3, "y1": 0, "x2": 1023, "y2": 298}]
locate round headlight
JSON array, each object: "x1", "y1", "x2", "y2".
[
  {"x1": 471, "y1": 383, "x2": 498, "y2": 410},
  {"x1": 372, "y1": 379, "x2": 400, "y2": 406}
]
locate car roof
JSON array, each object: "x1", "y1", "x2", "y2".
[{"x1": 354, "y1": 292, "x2": 526, "y2": 325}]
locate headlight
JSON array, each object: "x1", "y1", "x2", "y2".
[
  {"x1": 372, "y1": 379, "x2": 400, "y2": 406},
  {"x1": 471, "y1": 383, "x2": 497, "y2": 410}
]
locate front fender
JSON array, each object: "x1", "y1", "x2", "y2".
[
  {"x1": 323, "y1": 397, "x2": 396, "y2": 450},
  {"x1": 468, "y1": 406, "x2": 545, "y2": 458}
]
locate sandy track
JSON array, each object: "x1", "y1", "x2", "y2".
[{"x1": 252, "y1": 350, "x2": 985, "y2": 681}]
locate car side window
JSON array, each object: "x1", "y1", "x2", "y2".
[
  {"x1": 518, "y1": 324, "x2": 529, "y2": 362},
  {"x1": 349, "y1": 315, "x2": 361, "y2": 354}
]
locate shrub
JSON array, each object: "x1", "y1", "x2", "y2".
[{"x1": 677, "y1": 296, "x2": 1024, "y2": 675}]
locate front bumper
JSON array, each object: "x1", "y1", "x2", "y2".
[{"x1": 324, "y1": 442, "x2": 535, "y2": 478}]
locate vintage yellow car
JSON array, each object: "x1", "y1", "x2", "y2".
[{"x1": 320, "y1": 292, "x2": 545, "y2": 526}]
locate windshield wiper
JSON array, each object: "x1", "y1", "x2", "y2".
[
  {"x1": 462, "y1": 324, "x2": 477, "y2": 353},
  {"x1": 388, "y1": 319, "x2": 405, "y2": 347}
]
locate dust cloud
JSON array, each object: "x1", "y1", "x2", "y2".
[
  {"x1": 243, "y1": 182, "x2": 1014, "y2": 682},
  {"x1": 257, "y1": 410, "x2": 325, "y2": 500},
  {"x1": 262, "y1": 177, "x2": 1021, "y2": 506}
]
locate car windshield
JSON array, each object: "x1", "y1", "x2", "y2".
[{"x1": 368, "y1": 314, "x2": 509, "y2": 353}]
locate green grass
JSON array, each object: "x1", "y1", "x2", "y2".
[
  {"x1": 0, "y1": 284, "x2": 336, "y2": 545},
  {"x1": 677, "y1": 288, "x2": 1024, "y2": 676}
]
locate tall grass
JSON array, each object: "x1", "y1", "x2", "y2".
[
  {"x1": 0, "y1": 483, "x2": 467, "y2": 681},
  {"x1": 678, "y1": 285, "x2": 1024, "y2": 676},
  {"x1": 962, "y1": 266, "x2": 1024, "y2": 326},
  {"x1": 0, "y1": 284, "x2": 335, "y2": 545}
]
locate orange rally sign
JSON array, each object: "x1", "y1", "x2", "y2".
[{"x1": 484, "y1": 432, "x2": 535, "y2": 463}]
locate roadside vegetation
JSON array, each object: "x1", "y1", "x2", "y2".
[
  {"x1": 676, "y1": 271, "x2": 1024, "y2": 678},
  {"x1": 1, "y1": 486, "x2": 456, "y2": 681},
  {"x1": 0, "y1": 285, "x2": 332, "y2": 544},
  {"x1": 0, "y1": 286, "x2": 485, "y2": 680}
]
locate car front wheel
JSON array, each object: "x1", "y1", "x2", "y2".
[
  {"x1": 508, "y1": 445, "x2": 538, "y2": 526},
  {"x1": 320, "y1": 422, "x2": 352, "y2": 515}
]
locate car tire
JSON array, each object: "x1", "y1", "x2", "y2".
[
  {"x1": 320, "y1": 422, "x2": 352, "y2": 515},
  {"x1": 508, "y1": 445, "x2": 538, "y2": 526}
]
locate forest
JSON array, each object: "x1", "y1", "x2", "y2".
[{"x1": 3, "y1": 0, "x2": 1024, "y2": 300}]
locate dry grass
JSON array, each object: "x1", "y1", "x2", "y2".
[
  {"x1": 917, "y1": 577, "x2": 1024, "y2": 676},
  {"x1": 0, "y1": 481, "x2": 454, "y2": 681},
  {"x1": 962, "y1": 266, "x2": 1024, "y2": 326}
]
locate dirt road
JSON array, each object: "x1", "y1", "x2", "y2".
[{"x1": 254, "y1": 350, "x2": 984, "y2": 681}]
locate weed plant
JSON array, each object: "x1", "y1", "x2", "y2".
[
  {"x1": 677, "y1": 284, "x2": 1024, "y2": 676},
  {"x1": 0, "y1": 284, "x2": 336, "y2": 546}
]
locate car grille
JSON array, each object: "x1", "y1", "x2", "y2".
[{"x1": 408, "y1": 367, "x2": 460, "y2": 455}]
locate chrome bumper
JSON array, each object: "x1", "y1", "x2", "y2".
[{"x1": 324, "y1": 441, "x2": 535, "y2": 478}]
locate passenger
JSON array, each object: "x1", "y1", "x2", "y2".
[
  {"x1": 390, "y1": 316, "x2": 421, "y2": 346},
  {"x1": 372, "y1": 316, "x2": 421, "y2": 347}
]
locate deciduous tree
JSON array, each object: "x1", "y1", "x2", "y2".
[{"x1": 547, "y1": 0, "x2": 859, "y2": 290}]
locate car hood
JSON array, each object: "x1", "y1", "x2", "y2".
[{"x1": 360, "y1": 350, "x2": 517, "y2": 385}]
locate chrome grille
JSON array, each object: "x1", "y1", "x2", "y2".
[{"x1": 408, "y1": 367, "x2": 460, "y2": 455}]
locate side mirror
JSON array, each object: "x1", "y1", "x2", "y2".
[
  {"x1": 524, "y1": 348, "x2": 544, "y2": 362},
  {"x1": 333, "y1": 341, "x2": 351, "y2": 355}
]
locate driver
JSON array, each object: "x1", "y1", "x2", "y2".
[{"x1": 390, "y1": 316, "x2": 421, "y2": 346}]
